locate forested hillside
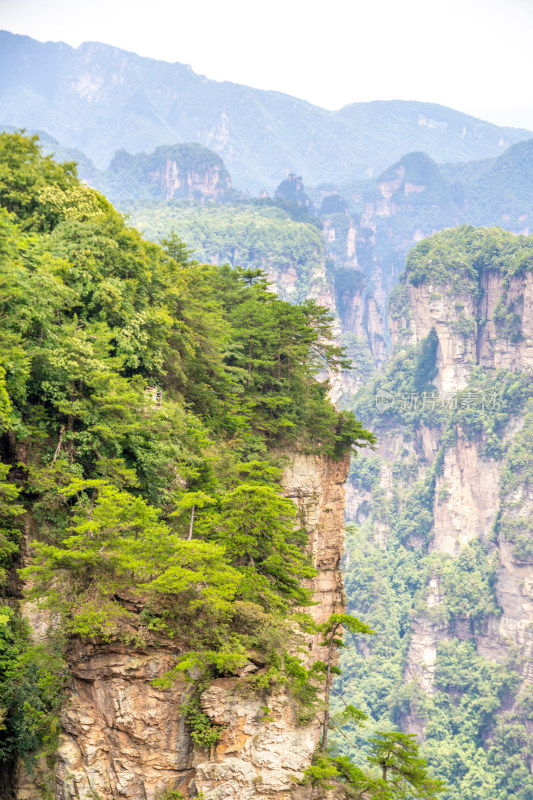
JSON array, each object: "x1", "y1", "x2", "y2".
[
  {"x1": 2, "y1": 29, "x2": 533, "y2": 795},
  {"x1": 126, "y1": 201, "x2": 325, "y2": 302},
  {"x1": 0, "y1": 132, "x2": 375, "y2": 796}
]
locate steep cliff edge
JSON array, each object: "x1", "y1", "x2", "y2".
[
  {"x1": 336, "y1": 226, "x2": 533, "y2": 798},
  {"x1": 314, "y1": 141, "x2": 533, "y2": 393},
  {"x1": 0, "y1": 133, "x2": 366, "y2": 800},
  {"x1": 392, "y1": 267, "x2": 533, "y2": 392},
  {"x1": 194, "y1": 453, "x2": 350, "y2": 800},
  {"x1": 15, "y1": 452, "x2": 350, "y2": 800}
]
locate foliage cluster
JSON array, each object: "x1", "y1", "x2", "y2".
[
  {"x1": 303, "y1": 731, "x2": 444, "y2": 799},
  {"x1": 0, "y1": 609, "x2": 67, "y2": 766},
  {"x1": 0, "y1": 132, "x2": 373, "y2": 768},
  {"x1": 405, "y1": 225, "x2": 533, "y2": 289},
  {"x1": 424, "y1": 541, "x2": 499, "y2": 626},
  {"x1": 352, "y1": 328, "x2": 445, "y2": 433},
  {"x1": 124, "y1": 201, "x2": 325, "y2": 302},
  {"x1": 496, "y1": 400, "x2": 533, "y2": 561},
  {"x1": 450, "y1": 368, "x2": 531, "y2": 459}
]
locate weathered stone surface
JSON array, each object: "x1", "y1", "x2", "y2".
[
  {"x1": 361, "y1": 264, "x2": 533, "y2": 735},
  {"x1": 196, "y1": 681, "x2": 319, "y2": 799},
  {"x1": 405, "y1": 270, "x2": 533, "y2": 393},
  {"x1": 55, "y1": 642, "x2": 194, "y2": 800},
  {"x1": 432, "y1": 437, "x2": 500, "y2": 555},
  {"x1": 16, "y1": 452, "x2": 350, "y2": 800}
]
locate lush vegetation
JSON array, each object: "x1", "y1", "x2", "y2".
[
  {"x1": 125, "y1": 201, "x2": 325, "y2": 302},
  {"x1": 334, "y1": 519, "x2": 533, "y2": 800},
  {"x1": 0, "y1": 132, "x2": 374, "y2": 776},
  {"x1": 303, "y1": 730, "x2": 445, "y2": 799},
  {"x1": 497, "y1": 399, "x2": 533, "y2": 561},
  {"x1": 335, "y1": 223, "x2": 533, "y2": 800},
  {"x1": 404, "y1": 225, "x2": 533, "y2": 289}
]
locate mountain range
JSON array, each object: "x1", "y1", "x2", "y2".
[{"x1": 1, "y1": 30, "x2": 532, "y2": 192}]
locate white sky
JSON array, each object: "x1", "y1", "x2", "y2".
[{"x1": 1, "y1": 0, "x2": 532, "y2": 129}]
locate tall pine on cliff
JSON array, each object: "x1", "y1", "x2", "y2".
[{"x1": 0, "y1": 132, "x2": 374, "y2": 772}]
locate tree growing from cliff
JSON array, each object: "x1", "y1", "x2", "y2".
[
  {"x1": 368, "y1": 731, "x2": 446, "y2": 798},
  {"x1": 303, "y1": 613, "x2": 445, "y2": 800},
  {"x1": 316, "y1": 613, "x2": 374, "y2": 752},
  {"x1": 304, "y1": 731, "x2": 445, "y2": 799}
]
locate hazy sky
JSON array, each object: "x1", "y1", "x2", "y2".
[{"x1": 1, "y1": 0, "x2": 532, "y2": 128}]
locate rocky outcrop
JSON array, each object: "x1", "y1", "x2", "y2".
[
  {"x1": 477, "y1": 270, "x2": 533, "y2": 371},
  {"x1": 103, "y1": 143, "x2": 232, "y2": 203},
  {"x1": 275, "y1": 175, "x2": 315, "y2": 213},
  {"x1": 431, "y1": 438, "x2": 501, "y2": 556},
  {"x1": 401, "y1": 422, "x2": 533, "y2": 702},
  {"x1": 56, "y1": 643, "x2": 194, "y2": 800},
  {"x1": 17, "y1": 453, "x2": 350, "y2": 800},
  {"x1": 193, "y1": 453, "x2": 350, "y2": 800},
  {"x1": 402, "y1": 269, "x2": 533, "y2": 393},
  {"x1": 196, "y1": 682, "x2": 319, "y2": 800},
  {"x1": 364, "y1": 297, "x2": 386, "y2": 367},
  {"x1": 149, "y1": 158, "x2": 231, "y2": 202},
  {"x1": 282, "y1": 454, "x2": 350, "y2": 639},
  {"x1": 347, "y1": 255, "x2": 533, "y2": 744}
]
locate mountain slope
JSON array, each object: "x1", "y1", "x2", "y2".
[
  {"x1": 335, "y1": 226, "x2": 533, "y2": 800},
  {"x1": 1, "y1": 31, "x2": 531, "y2": 192},
  {"x1": 441, "y1": 137, "x2": 533, "y2": 230}
]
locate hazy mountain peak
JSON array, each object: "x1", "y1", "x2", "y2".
[{"x1": 1, "y1": 30, "x2": 532, "y2": 192}]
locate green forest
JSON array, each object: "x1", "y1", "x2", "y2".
[
  {"x1": 2, "y1": 21, "x2": 533, "y2": 800},
  {"x1": 0, "y1": 133, "x2": 379, "y2": 789},
  {"x1": 126, "y1": 201, "x2": 325, "y2": 302},
  {"x1": 2, "y1": 130, "x2": 533, "y2": 800}
]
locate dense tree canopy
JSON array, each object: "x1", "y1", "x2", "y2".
[{"x1": 0, "y1": 132, "x2": 373, "y2": 771}]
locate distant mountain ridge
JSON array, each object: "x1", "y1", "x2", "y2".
[
  {"x1": 103, "y1": 143, "x2": 233, "y2": 203},
  {"x1": 315, "y1": 137, "x2": 533, "y2": 373},
  {"x1": 1, "y1": 30, "x2": 532, "y2": 192}
]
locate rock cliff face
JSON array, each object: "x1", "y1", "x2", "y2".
[
  {"x1": 102, "y1": 143, "x2": 232, "y2": 203},
  {"x1": 401, "y1": 270, "x2": 533, "y2": 392},
  {"x1": 149, "y1": 158, "x2": 231, "y2": 202},
  {"x1": 341, "y1": 239, "x2": 533, "y2": 785},
  {"x1": 16, "y1": 453, "x2": 350, "y2": 800},
  {"x1": 398, "y1": 267, "x2": 533, "y2": 698}
]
